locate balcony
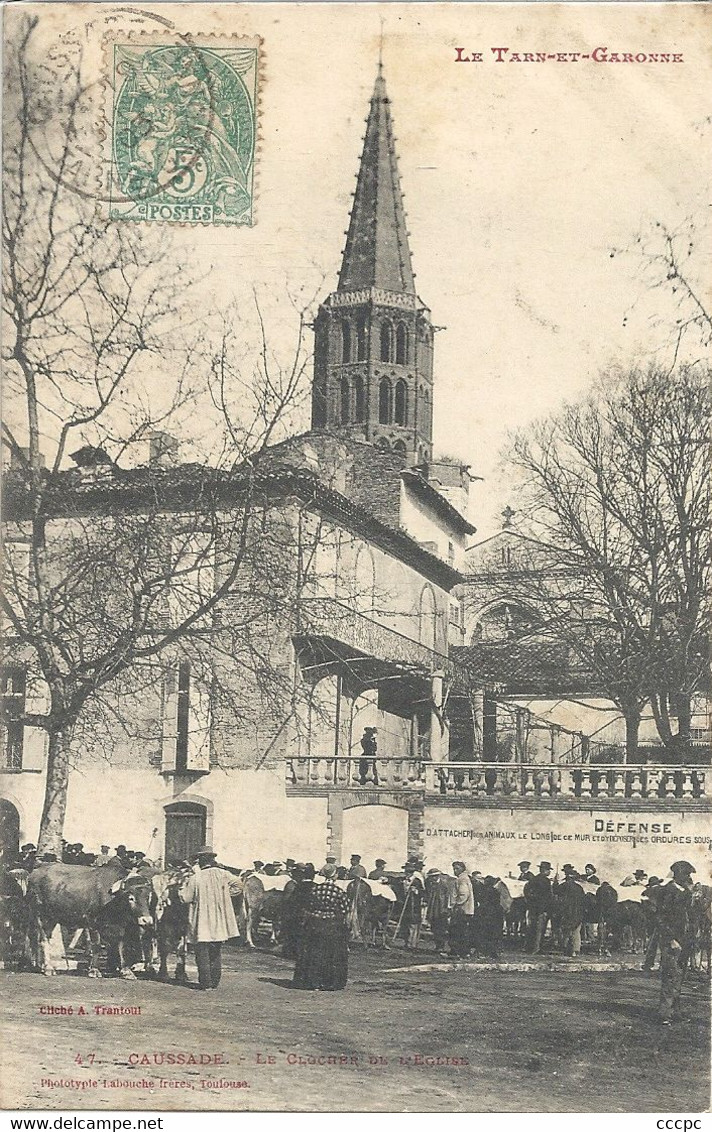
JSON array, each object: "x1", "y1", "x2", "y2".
[
  {"x1": 285, "y1": 757, "x2": 709, "y2": 804},
  {"x1": 286, "y1": 756, "x2": 424, "y2": 793},
  {"x1": 296, "y1": 597, "x2": 447, "y2": 674}
]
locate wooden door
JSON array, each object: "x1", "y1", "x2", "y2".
[{"x1": 164, "y1": 803, "x2": 206, "y2": 866}]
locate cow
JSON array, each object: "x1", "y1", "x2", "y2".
[
  {"x1": 151, "y1": 868, "x2": 191, "y2": 983},
  {"x1": 239, "y1": 873, "x2": 291, "y2": 948},
  {"x1": 344, "y1": 877, "x2": 397, "y2": 947},
  {"x1": 27, "y1": 860, "x2": 152, "y2": 978},
  {"x1": 612, "y1": 898, "x2": 647, "y2": 953}
]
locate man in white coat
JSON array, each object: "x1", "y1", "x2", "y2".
[{"x1": 180, "y1": 845, "x2": 239, "y2": 990}]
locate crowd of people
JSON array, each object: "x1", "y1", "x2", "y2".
[{"x1": 3, "y1": 838, "x2": 706, "y2": 1024}]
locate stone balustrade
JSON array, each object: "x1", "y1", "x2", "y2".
[
  {"x1": 286, "y1": 756, "x2": 424, "y2": 791},
  {"x1": 286, "y1": 758, "x2": 708, "y2": 801},
  {"x1": 425, "y1": 763, "x2": 707, "y2": 801}
]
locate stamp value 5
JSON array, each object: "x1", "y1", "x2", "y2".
[{"x1": 109, "y1": 39, "x2": 260, "y2": 225}]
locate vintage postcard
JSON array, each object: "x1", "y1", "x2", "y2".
[{"x1": 1, "y1": 0, "x2": 710, "y2": 1115}]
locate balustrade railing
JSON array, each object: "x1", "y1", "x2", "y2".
[
  {"x1": 285, "y1": 758, "x2": 708, "y2": 800},
  {"x1": 286, "y1": 756, "x2": 424, "y2": 790},
  {"x1": 426, "y1": 763, "x2": 707, "y2": 801}
]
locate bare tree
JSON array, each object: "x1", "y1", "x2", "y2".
[
  {"x1": 504, "y1": 362, "x2": 710, "y2": 761},
  {"x1": 2, "y1": 17, "x2": 317, "y2": 854}
]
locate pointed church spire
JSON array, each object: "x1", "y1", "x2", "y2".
[{"x1": 338, "y1": 67, "x2": 416, "y2": 295}]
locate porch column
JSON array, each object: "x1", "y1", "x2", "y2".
[
  {"x1": 430, "y1": 671, "x2": 449, "y2": 762},
  {"x1": 471, "y1": 687, "x2": 484, "y2": 759}
]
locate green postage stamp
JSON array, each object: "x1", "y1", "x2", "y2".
[{"x1": 109, "y1": 40, "x2": 260, "y2": 225}]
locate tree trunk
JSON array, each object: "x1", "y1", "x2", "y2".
[
  {"x1": 37, "y1": 728, "x2": 73, "y2": 857},
  {"x1": 674, "y1": 693, "x2": 692, "y2": 760},
  {"x1": 623, "y1": 712, "x2": 640, "y2": 764}
]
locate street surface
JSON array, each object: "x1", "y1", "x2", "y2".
[{"x1": 0, "y1": 944, "x2": 708, "y2": 1112}]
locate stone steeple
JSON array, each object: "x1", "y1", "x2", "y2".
[
  {"x1": 338, "y1": 64, "x2": 415, "y2": 295},
  {"x1": 311, "y1": 65, "x2": 435, "y2": 465}
]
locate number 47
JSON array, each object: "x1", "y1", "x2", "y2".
[{"x1": 75, "y1": 1053, "x2": 96, "y2": 1065}]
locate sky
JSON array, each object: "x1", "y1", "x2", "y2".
[{"x1": 15, "y1": 2, "x2": 712, "y2": 537}]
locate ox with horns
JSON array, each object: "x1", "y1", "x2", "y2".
[{"x1": 27, "y1": 859, "x2": 153, "y2": 978}]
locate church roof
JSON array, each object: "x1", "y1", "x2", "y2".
[{"x1": 338, "y1": 65, "x2": 416, "y2": 295}]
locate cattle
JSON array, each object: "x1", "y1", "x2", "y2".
[
  {"x1": 98, "y1": 872, "x2": 155, "y2": 978},
  {"x1": 27, "y1": 860, "x2": 152, "y2": 978},
  {"x1": 239, "y1": 874, "x2": 291, "y2": 948},
  {"x1": 505, "y1": 896, "x2": 528, "y2": 942},
  {"x1": 345, "y1": 877, "x2": 397, "y2": 947},
  {"x1": 594, "y1": 881, "x2": 618, "y2": 956},
  {"x1": 151, "y1": 868, "x2": 191, "y2": 982},
  {"x1": 612, "y1": 898, "x2": 647, "y2": 953}
]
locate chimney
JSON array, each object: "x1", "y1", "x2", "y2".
[{"x1": 148, "y1": 432, "x2": 180, "y2": 467}]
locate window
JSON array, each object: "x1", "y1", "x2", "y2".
[
  {"x1": 341, "y1": 320, "x2": 352, "y2": 363},
  {"x1": 392, "y1": 439, "x2": 407, "y2": 466},
  {"x1": 394, "y1": 379, "x2": 407, "y2": 426},
  {"x1": 380, "y1": 320, "x2": 393, "y2": 363},
  {"x1": 356, "y1": 318, "x2": 367, "y2": 362},
  {"x1": 378, "y1": 378, "x2": 392, "y2": 424},
  {"x1": 175, "y1": 661, "x2": 191, "y2": 773},
  {"x1": 448, "y1": 541, "x2": 455, "y2": 568},
  {"x1": 1, "y1": 668, "x2": 26, "y2": 769},
  {"x1": 449, "y1": 601, "x2": 460, "y2": 628},
  {"x1": 354, "y1": 546, "x2": 377, "y2": 615},
  {"x1": 500, "y1": 546, "x2": 512, "y2": 566},
  {"x1": 162, "y1": 661, "x2": 211, "y2": 775},
  {"x1": 354, "y1": 375, "x2": 365, "y2": 423},
  {"x1": 396, "y1": 323, "x2": 408, "y2": 365},
  {"x1": 340, "y1": 376, "x2": 351, "y2": 423}
]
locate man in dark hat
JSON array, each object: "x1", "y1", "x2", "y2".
[
  {"x1": 109, "y1": 844, "x2": 130, "y2": 869},
  {"x1": 252, "y1": 860, "x2": 265, "y2": 874},
  {"x1": 517, "y1": 860, "x2": 535, "y2": 882},
  {"x1": 18, "y1": 843, "x2": 37, "y2": 871},
  {"x1": 621, "y1": 868, "x2": 647, "y2": 887},
  {"x1": 359, "y1": 726, "x2": 379, "y2": 785},
  {"x1": 583, "y1": 863, "x2": 600, "y2": 886},
  {"x1": 555, "y1": 866, "x2": 586, "y2": 956},
  {"x1": 348, "y1": 854, "x2": 367, "y2": 880},
  {"x1": 179, "y1": 846, "x2": 238, "y2": 991},
  {"x1": 524, "y1": 861, "x2": 553, "y2": 954},
  {"x1": 368, "y1": 859, "x2": 387, "y2": 881},
  {"x1": 641, "y1": 876, "x2": 665, "y2": 973},
  {"x1": 658, "y1": 860, "x2": 696, "y2": 1023}
]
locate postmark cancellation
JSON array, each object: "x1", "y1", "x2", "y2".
[{"x1": 107, "y1": 37, "x2": 260, "y2": 225}]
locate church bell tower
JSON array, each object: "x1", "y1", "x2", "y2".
[{"x1": 311, "y1": 64, "x2": 435, "y2": 465}]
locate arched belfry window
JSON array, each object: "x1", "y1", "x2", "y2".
[
  {"x1": 356, "y1": 317, "x2": 367, "y2": 362},
  {"x1": 393, "y1": 439, "x2": 407, "y2": 466},
  {"x1": 341, "y1": 320, "x2": 352, "y2": 364},
  {"x1": 394, "y1": 379, "x2": 407, "y2": 426},
  {"x1": 354, "y1": 375, "x2": 366, "y2": 423},
  {"x1": 378, "y1": 377, "x2": 392, "y2": 424},
  {"x1": 380, "y1": 320, "x2": 394, "y2": 363},
  {"x1": 340, "y1": 376, "x2": 350, "y2": 424},
  {"x1": 396, "y1": 323, "x2": 408, "y2": 365}
]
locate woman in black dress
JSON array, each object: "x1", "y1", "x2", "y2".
[{"x1": 293, "y1": 865, "x2": 350, "y2": 991}]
